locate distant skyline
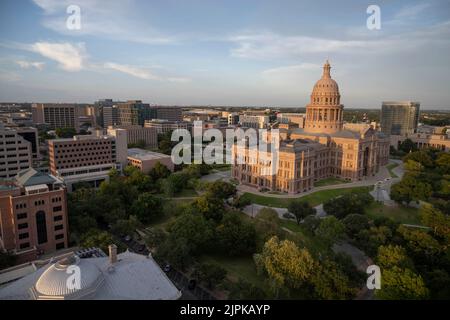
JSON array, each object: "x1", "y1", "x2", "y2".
[{"x1": 1, "y1": 0, "x2": 450, "y2": 109}]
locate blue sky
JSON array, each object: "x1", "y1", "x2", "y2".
[{"x1": 0, "y1": 0, "x2": 449, "y2": 109}]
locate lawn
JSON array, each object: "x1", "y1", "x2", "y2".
[
  {"x1": 240, "y1": 186, "x2": 372, "y2": 208},
  {"x1": 313, "y1": 177, "x2": 350, "y2": 187},
  {"x1": 198, "y1": 254, "x2": 266, "y2": 289},
  {"x1": 366, "y1": 202, "x2": 422, "y2": 225},
  {"x1": 386, "y1": 163, "x2": 399, "y2": 178}
]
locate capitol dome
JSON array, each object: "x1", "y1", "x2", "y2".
[
  {"x1": 31, "y1": 255, "x2": 105, "y2": 300},
  {"x1": 304, "y1": 60, "x2": 344, "y2": 134}
]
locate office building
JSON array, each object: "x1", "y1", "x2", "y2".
[
  {"x1": 0, "y1": 168, "x2": 68, "y2": 263},
  {"x1": 381, "y1": 101, "x2": 420, "y2": 136},
  {"x1": 47, "y1": 130, "x2": 127, "y2": 192},
  {"x1": 0, "y1": 124, "x2": 32, "y2": 179},
  {"x1": 107, "y1": 125, "x2": 157, "y2": 148}
]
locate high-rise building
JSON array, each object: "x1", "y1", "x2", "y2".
[
  {"x1": 117, "y1": 101, "x2": 156, "y2": 126},
  {"x1": 0, "y1": 168, "x2": 69, "y2": 263},
  {"x1": 239, "y1": 114, "x2": 270, "y2": 129},
  {"x1": 0, "y1": 124, "x2": 32, "y2": 179},
  {"x1": 32, "y1": 103, "x2": 80, "y2": 131},
  {"x1": 47, "y1": 130, "x2": 128, "y2": 192},
  {"x1": 152, "y1": 106, "x2": 183, "y2": 122},
  {"x1": 381, "y1": 101, "x2": 420, "y2": 136}
]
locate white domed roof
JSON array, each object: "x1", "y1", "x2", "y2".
[{"x1": 32, "y1": 255, "x2": 104, "y2": 299}]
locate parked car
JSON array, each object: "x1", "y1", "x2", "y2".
[{"x1": 188, "y1": 279, "x2": 196, "y2": 290}]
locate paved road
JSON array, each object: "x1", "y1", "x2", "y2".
[{"x1": 242, "y1": 202, "x2": 325, "y2": 220}]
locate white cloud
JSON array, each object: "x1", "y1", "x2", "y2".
[
  {"x1": 229, "y1": 32, "x2": 385, "y2": 60},
  {"x1": 30, "y1": 42, "x2": 86, "y2": 71},
  {"x1": 15, "y1": 60, "x2": 45, "y2": 70},
  {"x1": 103, "y1": 62, "x2": 191, "y2": 83},
  {"x1": 32, "y1": 0, "x2": 177, "y2": 44},
  {"x1": 103, "y1": 62, "x2": 160, "y2": 80},
  {"x1": 395, "y1": 3, "x2": 431, "y2": 20}
]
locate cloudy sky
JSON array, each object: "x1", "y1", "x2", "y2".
[{"x1": 0, "y1": 0, "x2": 449, "y2": 109}]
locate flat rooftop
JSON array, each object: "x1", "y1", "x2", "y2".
[{"x1": 127, "y1": 148, "x2": 171, "y2": 161}]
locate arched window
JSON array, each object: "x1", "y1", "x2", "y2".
[{"x1": 36, "y1": 211, "x2": 48, "y2": 244}]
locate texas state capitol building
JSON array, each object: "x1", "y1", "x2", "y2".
[{"x1": 232, "y1": 61, "x2": 390, "y2": 194}]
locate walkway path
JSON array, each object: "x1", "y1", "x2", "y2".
[{"x1": 332, "y1": 242, "x2": 374, "y2": 300}]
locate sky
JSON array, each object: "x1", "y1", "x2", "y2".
[{"x1": 0, "y1": 0, "x2": 449, "y2": 109}]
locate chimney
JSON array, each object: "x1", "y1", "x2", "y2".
[{"x1": 108, "y1": 244, "x2": 117, "y2": 264}]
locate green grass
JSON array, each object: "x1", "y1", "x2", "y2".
[
  {"x1": 366, "y1": 202, "x2": 421, "y2": 225},
  {"x1": 240, "y1": 186, "x2": 372, "y2": 208},
  {"x1": 198, "y1": 254, "x2": 266, "y2": 288},
  {"x1": 386, "y1": 163, "x2": 399, "y2": 178},
  {"x1": 313, "y1": 177, "x2": 350, "y2": 187},
  {"x1": 174, "y1": 188, "x2": 198, "y2": 197}
]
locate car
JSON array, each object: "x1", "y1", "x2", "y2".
[
  {"x1": 163, "y1": 264, "x2": 171, "y2": 272},
  {"x1": 124, "y1": 235, "x2": 131, "y2": 242}
]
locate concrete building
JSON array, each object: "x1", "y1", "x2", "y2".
[
  {"x1": 47, "y1": 130, "x2": 128, "y2": 192},
  {"x1": 107, "y1": 125, "x2": 157, "y2": 148},
  {"x1": 0, "y1": 124, "x2": 32, "y2": 179},
  {"x1": 239, "y1": 114, "x2": 270, "y2": 129},
  {"x1": 32, "y1": 103, "x2": 80, "y2": 131},
  {"x1": 144, "y1": 119, "x2": 191, "y2": 134},
  {"x1": 127, "y1": 148, "x2": 174, "y2": 174},
  {"x1": 227, "y1": 113, "x2": 240, "y2": 125},
  {"x1": 277, "y1": 113, "x2": 306, "y2": 128},
  {"x1": 0, "y1": 168, "x2": 69, "y2": 263},
  {"x1": 0, "y1": 247, "x2": 181, "y2": 300},
  {"x1": 381, "y1": 101, "x2": 420, "y2": 136},
  {"x1": 232, "y1": 61, "x2": 390, "y2": 194},
  {"x1": 390, "y1": 131, "x2": 450, "y2": 151}
]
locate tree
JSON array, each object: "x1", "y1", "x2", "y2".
[
  {"x1": 80, "y1": 230, "x2": 115, "y2": 253},
  {"x1": 323, "y1": 192, "x2": 372, "y2": 219},
  {"x1": 55, "y1": 127, "x2": 77, "y2": 138},
  {"x1": 0, "y1": 251, "x2": 17, "y2": 269},
  {"x1": 397, "y1": 225, "x2": 442, "y2": 262},
  {"x1": 149, "y1": 162, "x2": 171, "y2": 181},
  {"x1": 216, "y1": 211, "x2": 256, "y2": 256},
  {"x1": 131, "y1": 193, "x2": 163, "y2": 224},
  {"x1": 205, "y1": 180, "x2": 237, "y2": 200},
  {"x1": 227, "y1": 278, "x2": 267, "y2": 300},
  {"x1": 310, "y1": 260, "x2": 356, "y2": 299},
  {"x1": 436, "y1": 152, "x2": 450, "y2": 174},
  {"x1": 168, "y1": 213, "x2": 214, "y2": 253},
  {"x1": 420, "y1": 204, "x2": 450, "y2": 243},
  {"x1": 303, "y1": 215, "x2": 321, "y2": 234},
  {"x1": 156, "y1": 236, "x2": 193, "y2": 270},
  {"x1": 316, "y1": 216, "x2": 345, "y2": 246},
  {"x1": 375, "y1": 245, "x2": 429, "y2": 300},
  {"x1": 162, "y1": 171, "x2": 190, "y2": 196},
  {"x1": 342, "y1": 214, "x2": 370, "y2": 237},
  {"x1": 254, "y1": 208, "x2": 281, "y2": 247},
  {"x1": 399, "y1": 138, "x2": 417, "y2": 153},
  {"x1": 287, "y1": 199, "x2": 316, "y2": 225},
  {"x1": 254, "y1": 236, "x2": 314, "y2": 296},
  {"x1": 191, "y1": 194, "x2": 225, "y2": 222},
  {"x1": 193, "y1": 263, "x2": 227, "y2": 289},
  {"x1": 123, "y1": 165, "x2": 153, "y2": 192},
  {"x1": 391, "y1": 174, "x2": 432, "y2": 205},
  {"x1": 111, "y1": 215, "x2": 142, "y2": 237},
  {"x1": 403, "y1": 150, "x2": 434, "y2": 168},
  {"x1": 144, "y1": 227, "x2": 167, "y2": 248}
]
